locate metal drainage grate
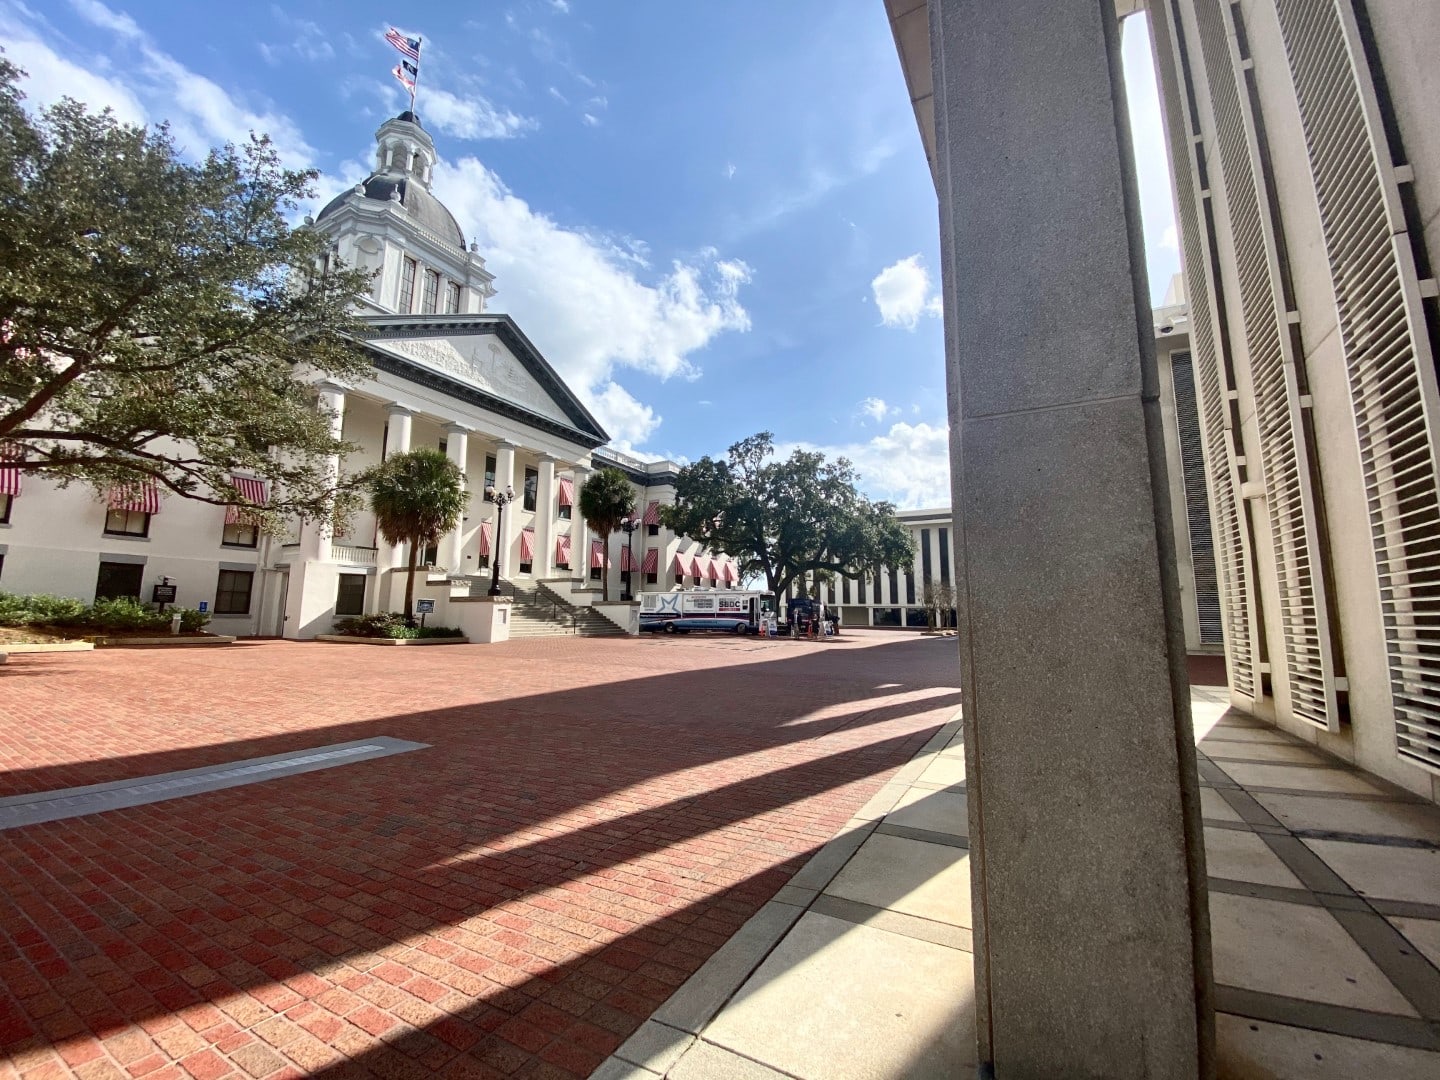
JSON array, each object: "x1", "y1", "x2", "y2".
[{"x1": 0, "y1": 737, "x2": 430, "y2": 831}]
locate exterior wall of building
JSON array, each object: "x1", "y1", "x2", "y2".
[
  {"x1": 1152, "y1": 0, "x2": 1440, "y2": 803},
  {"x1": 800, "y1": 510, "x2": 959, "y2": 630}
]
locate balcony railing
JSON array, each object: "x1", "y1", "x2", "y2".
[{"x1": 330, "y1": 544, "x2": 378, "y2": 566}]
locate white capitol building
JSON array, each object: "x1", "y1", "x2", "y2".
[{"x1": 0, "y1": 109, "x2": 739, "y2": 637}]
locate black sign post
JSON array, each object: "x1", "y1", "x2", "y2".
[
  {"x1": 416, "y1": 598, "x2": 435, "y2": 628},
  {"x1": 151, "y1": 583, "x2": 178, "y2": 612}
]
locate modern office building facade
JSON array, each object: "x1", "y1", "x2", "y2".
[{"x1": 1149, "y1": 0, "x2": 1440, "y2": 802}]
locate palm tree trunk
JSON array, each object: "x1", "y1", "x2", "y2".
[{"x1": 404, "y1": 539, "x2": 418, "y2": 620}]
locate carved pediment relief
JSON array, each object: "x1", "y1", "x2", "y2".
[{"x1": 365, "y1": 333, "x2": 571, "y2": 425}]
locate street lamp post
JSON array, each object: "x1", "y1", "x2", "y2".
[
  {"x1": 486, "y1": 484, "x2": 515, "y2": 597},
  {"x1": 620, "y1": 516, "x2": 639, "y2": 602}
]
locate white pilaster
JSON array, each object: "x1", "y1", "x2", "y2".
[
  {"x1": 301, "y1": 382, "x2": 346, "y2": 563},
  {"x1": 535, "y1": 456, "x2": 556, "y2": 580},
  {"x1": 381, "y1": 404, "x2": 414, "y2": 571},
  {"x1": 569, "y1": 466, "x2": 590, "y2": 584},
  {"x1": 443, "y1": 424, "x2": 470, "y2": 573}
]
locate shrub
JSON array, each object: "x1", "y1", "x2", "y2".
[
  {"x1": 85, "y1": 595, "x2": 170, "y2": 631},
  {"x1": 177, "y1": 608, "x2": 211, "y2": 632},
  {"x1": 333, "y1": 612, "x2": 463, "y2": 639},
  {"x1": 0, "y1": 592, "x2": 88, "y2": 627}
]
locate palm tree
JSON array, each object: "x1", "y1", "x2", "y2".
[
  {"x1": 368, "y1": 448, "x2": 469, "y2": 619},
  {"x1": 579, "y1": 467, "x2": 637, "y2": 602}
]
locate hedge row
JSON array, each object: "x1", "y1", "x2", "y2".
[
  {"x1": 0, "y1": 593, "x2": 211, "y2": 633},
  {"x1": 332, "y1": 613, "x2": 464, "y2": 639}
]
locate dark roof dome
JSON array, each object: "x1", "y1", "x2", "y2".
[
  {"x1": 315, "y1": 173, "x2": 466, "y2": 251},
  {"x1": 395, "y1": 110, "x2": 423, "y2": 127}
]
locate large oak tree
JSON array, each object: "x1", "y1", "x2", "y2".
[
  {"x1": 0, "y1": 58, "x2": 372, "y2": 529},
  {"x1": 662, "y1": 432, "x2": 914, "y2": 603}
]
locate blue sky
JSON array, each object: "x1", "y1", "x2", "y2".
[{"x1": 2, "y1": 0, "x2": 1179, "y2": 509}]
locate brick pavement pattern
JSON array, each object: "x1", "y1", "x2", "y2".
[{"x1": 0, "y1": 632, "x2": 961, "y2": 1080}]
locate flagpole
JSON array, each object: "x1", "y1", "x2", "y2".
[{"x1": 410, "y1": 38, "x2": 421, "y2": 113}]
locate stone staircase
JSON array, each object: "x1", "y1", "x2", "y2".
[{"x1": 473, "y1": 580, "x2": 628, "y2": 638}]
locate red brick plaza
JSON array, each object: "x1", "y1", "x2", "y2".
[{"x1": 0, "y1": 632, "x2": 960, "y2": 1080}]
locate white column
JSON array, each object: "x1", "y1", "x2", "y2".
[
  {"x1": 301, "y1": 382, "x2": 346, "y2": 562},
  {"x1": 493, "y1": 440, "x2": 517, "y2": 581},
  {"x1": 535, "y1": 456, "x2": 556, "y2": 580},
  {"x1": 378, "y1": 404, "x2": 414, "y2": 572},
  {"x1": 443, "y1": 424, "x2": 469, "y2": 573},
  {"x1": 569, "y1": 466, "x2": 590, "y2": 584}
]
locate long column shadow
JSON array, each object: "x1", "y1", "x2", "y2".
[{"x1": 0, "y1": 638, "x2": 962, "y2": 1078}]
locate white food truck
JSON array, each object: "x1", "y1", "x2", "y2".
[{"x1": 640, "y1": 590, "x2": 775, "y2": 634}]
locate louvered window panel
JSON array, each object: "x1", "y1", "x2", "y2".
[
  {"x1": 1193, "y1": 0, "x2": 1338, "y2": 729},
  {"x1": 1274, "y1": 0, "x2": 1440, "y2": 771},
  {"x1": 1161, "y1": 0, "x2": 1258, "y2": 696},
  {"x1": 1171, "y1": 352, "x2": 1225, "y2": 645}
]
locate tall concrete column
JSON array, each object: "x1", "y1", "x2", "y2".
[
  {"x1": 301, "y1": 381, "x2": 346, "y2": 563},
  {"x1": 569, "y1": 466, "x2": 590, "y2": 584},
  {"x1": 493, "y1": 440, "x2": 518, "y2": 581},
  {"x1": 535, "y1": 456, "x2": 557, "y2": 580},
  {"x1": 443, "y1": 424, "x2": 469, "y2": 573},
  {"x1": 381, "y1": 404, "x2": 413, "y2": 571},
  {"x1": 928, "y1": 1, "x2": 1211, "y2": 1076}
]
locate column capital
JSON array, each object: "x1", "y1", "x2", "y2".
[
  {"x1": 443, "y1": 421, "x2": 473, "y2": 435},
  {"x1": 386, "y1": 402, "x2": 414, "y2": 417},
  {"x1": 496, "y1": 438, "x2": 522, "y2": 450},
  {"x1": 536, "y1": 453, "x2": 559, "y2": 465},
  {"x1": 314, "y1": 379, "x2": 348, "y2": 397}
]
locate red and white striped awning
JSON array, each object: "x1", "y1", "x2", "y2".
[
  {"x1": 590, "y1": 538, "x2": 609, "y2": 569},
  {"x1": 642, "y1": 548, "x2": 658, "y2": 575},
  {"x1": 0, "y1": 442, "x2": 21, "y2": 498},
  {"x1": 555, "y1": 534, "x2": 572, "y2": 565},
  {"x1": 224, "y1": 475, "x2": 269, "y2": 524},
  {"x1": 693, "y1": 555, "x2": 712, "y2": 580},
  {"x1": 520, "y1": 526, "x2": 536, "y2": 561},
  {"x1": 108, "y1": 476, "x2": 160, "y2": 514},
  {"x1": 673, "y1": 551, "x2": 693, "y2": 577},
  {"x1": 478, "y1": 520, "x2": 493, "y2": 557},
  {"x1": 558, "y1": 476, "x2": 575, "y2": 506},
  {"x1": 723, "y1": 561, "x2": 738, "y2": 584},
  {"x1": 621, "y1": 545, "x2": 638, "y2": 572},
  {"x1": 643, "y1": 500, "x2": 660, "y2": 526}
]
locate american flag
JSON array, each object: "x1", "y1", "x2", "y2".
[{"x1": 385, "y1": 27, "x2": 421, "y2": 62}]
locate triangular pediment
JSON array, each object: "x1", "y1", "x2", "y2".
[{"x1": 354, "y1": 315, "x2": 608, "y2": 445}]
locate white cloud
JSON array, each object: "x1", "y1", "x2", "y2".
[
  {"x1": 787, "y1": 422, "x2": 952, "y2": 510},
  {"x1": 871, "y1": 254, "x2": 942, "y2": 330},
  {"x1": 1160, "y1": 223, "x2": 1179, "y2": 251},
  {"x1": 432, "y1": 156, "x2": 752, "y2": 444},
  {"x1": 549, "y1": 0, "x2": 571, "y2": 11},
  {"x1": 548, "y1": 85, "x2": 568, "y2": 104},
  {"x1": 724, "y1": 162, "x2": 736, "y2": 180},
  {"x1": 259, "y1": 8, "x2": 334, "y2": 66},
  {"x1": 423, "y1": 85, "x2": 535, "y2": 140},
  {"x1": 859, "y1": 397, "x2": 894, "y2": 424},
  {"x1": 0, "y1": 0, "x2": 315, "y2": 167}
]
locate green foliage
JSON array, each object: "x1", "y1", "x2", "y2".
[
  {"x1": 0, "y1": 591, "x2": 87, "y2": 626},
  {"x1": 578, "y1": 467, "x2": 637, "y2": 602},
  {"x1": 333, "y1": 612, "x2": 464, "y2": 639},
  {"x1": 662, "y1": 432, "x2": 914, "y2": 603},
  {"x1": 0, "y1": 591, "x2": 211, "y2": 632},
  {"x1": 367, "y1": 448, "x2": 469, "y2": 617},
  {"x1": 0, "y1": 57, "x2": 374, "y2": 530}
]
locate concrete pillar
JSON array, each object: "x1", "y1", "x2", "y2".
[
  {"x1": 301, "y1": 382, "x2": 346, "y2": 563},
  {"x1": 493, "y1": 441, "x2": 517, "y2": 581},
  {"x1": 569, "y1": 466, "x2": 590, "y2": 584},
  {"x1": 535, "y1": 456, "x2": 556, "y2": 579},
  {"x1": 443, "y1": 424, "x2": 469, "y2": 573},
  {"x1": 928, "y1": 1, "x2": 1211, "y2": 1076}
]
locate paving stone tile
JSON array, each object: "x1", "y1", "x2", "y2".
[
  {"x1": 1201, "y1": 787, "x2": 1244, "y2": 824},
  {"x1": 1389, "y1": 917, "x2": 1440, "y2": 971},
  {"x1": 1203, "y1": 827, "x2": 1302, "y2": 889},
  {"x1": 1217, "y1": 764, "x2": 1391, "y2": 797},
  {"x1": 1215, "y1": 1014, "x2": 1440, "y2": 1079},
  {"x1": 883, "y1": 788, "x2": 968, "y2": 839},
  {"x1": 1302, "y1": 839, "x2": 1440, "y2": 906},
  {"x1": 1252, "y1": 794, "x2": 1440, "y2": 842},
  {"x1": 703, "y1": 912, "x2": 972, "y2": 1080},
  {"x1": 822, "y1": 833, "x2": 970, "y2": 928},
  {"x1": 1208, "y1": 893, "x2": 1416, "y2": 1016}
]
